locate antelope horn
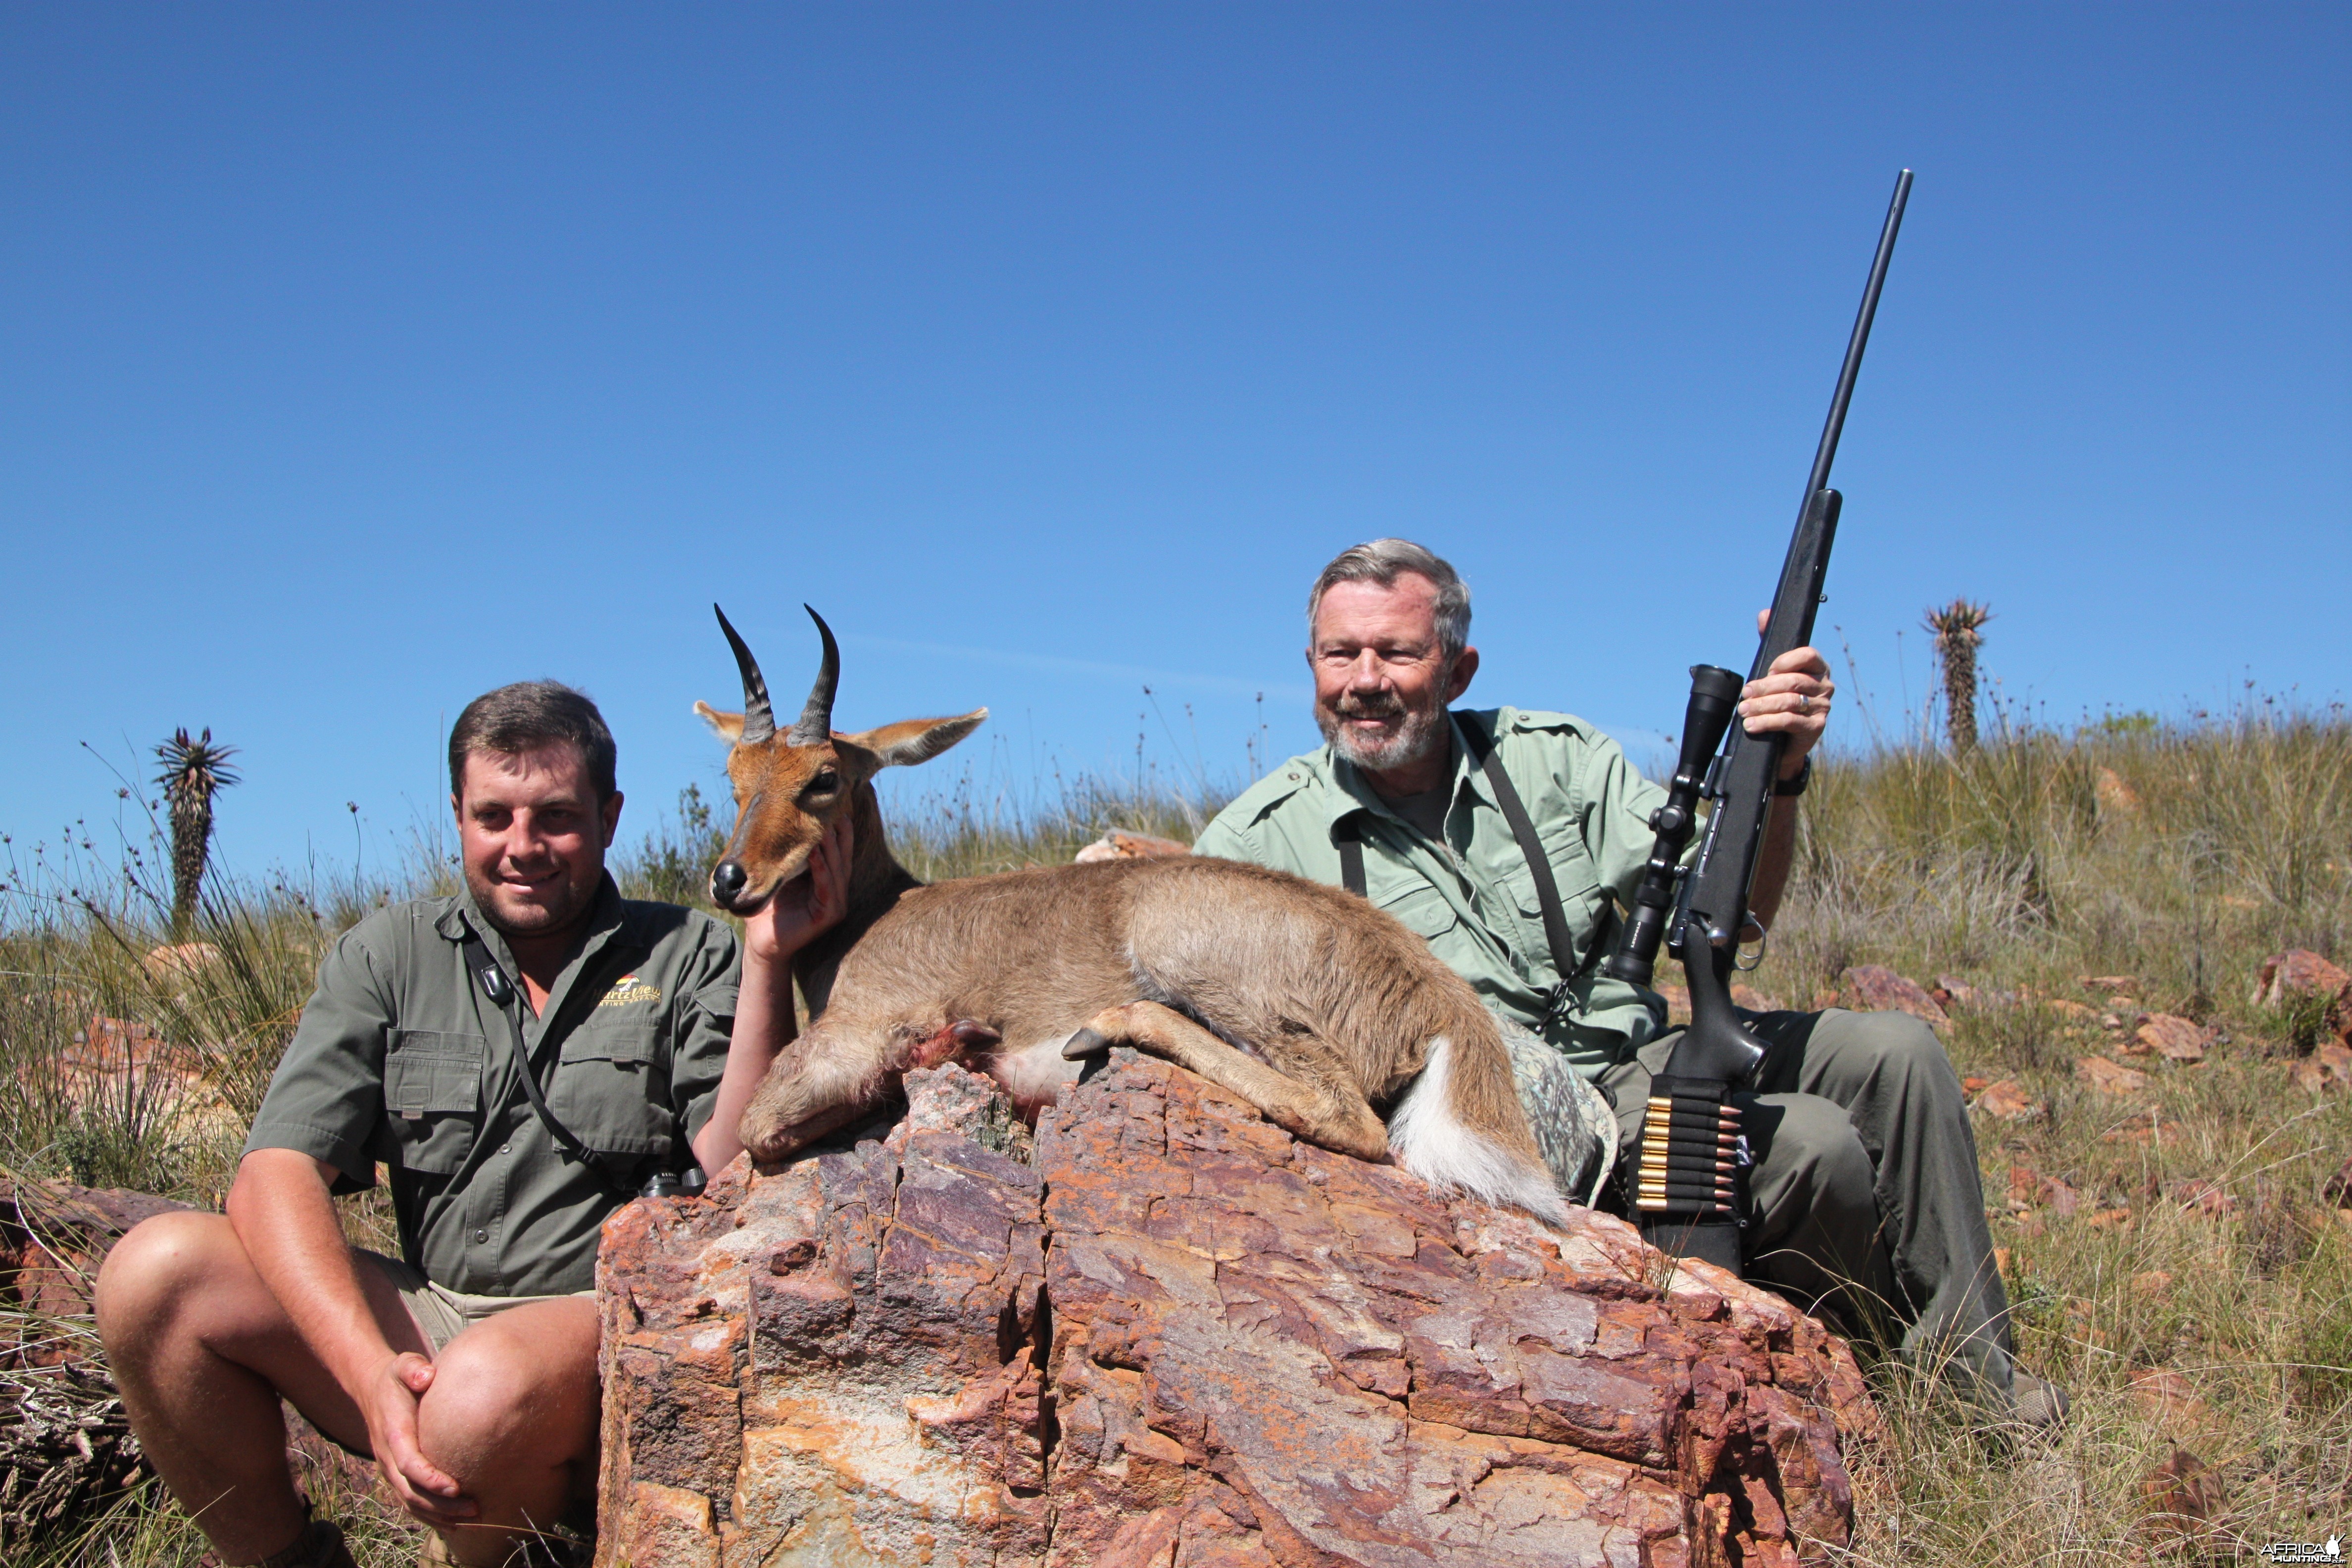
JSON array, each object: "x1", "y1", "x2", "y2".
[
  {"x1": 713, "y1": 604, "x2": 775, "y2": 746},
  {"x1": 787, "y1": 605, "x2": 841, "y2": 745}
]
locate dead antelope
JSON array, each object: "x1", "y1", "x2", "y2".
[{"x1": 699, "y1": 605, "x2": 1567, "y2": 1224}]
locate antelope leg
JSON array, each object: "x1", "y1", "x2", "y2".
[{"x1": 1072, "y1": 1000, "x2": 1389, "y2": 1164}]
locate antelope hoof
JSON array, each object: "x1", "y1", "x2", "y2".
[
  {"x1": 740, "y1": 1099, "x2": 863, "y2": 1164},
  {"x1": 1061, "y1": 1027, "x2": 1112, "y2": 1061}
]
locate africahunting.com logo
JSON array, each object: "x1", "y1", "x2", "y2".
[
  {"x1": 2261, "y1": 1537, "x2": 2343, "y2": 1565},
  {"x1": 597, "y1": 974, "x2": 663, "y2": 1008}
]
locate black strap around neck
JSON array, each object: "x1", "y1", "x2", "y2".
[
  {"x1": 459, "y1": 931, "x2": 624, "y2": 1188},
  {"x1": 1337, "y1": 828, "x2": 1368, "y2": 899},
  {"x1": 1333, "y1": 713, "x2": 1610, "y2": 1014},
  {"x1": 1457, "y1": 713, "x2": 1582, "y2": 990}
]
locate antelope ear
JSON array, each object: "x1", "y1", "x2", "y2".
[
  {"x1": 843, "y1": 709, "x2": 988, "y2": 769},
  {"x1": 694, "y1": 701, "x2": 745, "y2": 743}
]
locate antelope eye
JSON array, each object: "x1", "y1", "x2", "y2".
[{"x1": 809, "y1": 767, "x2": 840, "y2": 794}]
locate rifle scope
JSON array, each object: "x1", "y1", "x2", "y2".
[{"x1": 1603, "y1": 664, "x2": 1744, "y2": 989}]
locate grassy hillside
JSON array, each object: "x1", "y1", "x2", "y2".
[{"x1": 2, "y1": 712, "x2": 2346, "y2": 1564}]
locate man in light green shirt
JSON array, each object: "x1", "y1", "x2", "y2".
[{"x1": 1196, "y1": 539, "x2": 2064, "y2": 1425}]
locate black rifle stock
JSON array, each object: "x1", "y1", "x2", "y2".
[{"x1": 1608, "y1": 170, "x2": 1912, "y2": 1271}]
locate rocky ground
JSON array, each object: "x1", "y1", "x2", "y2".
[{"x1": 595, "y1": 1052, "x2": 1879, "y2": 1568}]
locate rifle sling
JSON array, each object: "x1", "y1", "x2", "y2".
[{"x1": 1333, "y1": 712, "x2": 1603, "y2": 1011}]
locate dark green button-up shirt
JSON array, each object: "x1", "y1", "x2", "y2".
[
  {"x1": 244, "y1": 877, "x2": 739, "y2": 1295},
  {"x1": 1192, "y1": 707, "x2": 1671, "y2": 1078}
]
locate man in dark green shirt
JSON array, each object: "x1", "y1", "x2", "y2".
[
  {"x1": 1197, "y1": 539, "x2": 2064, "y2": 1427},
  {"x1": 96, "y1": 682, "x2": 852, "y2": 1567}
]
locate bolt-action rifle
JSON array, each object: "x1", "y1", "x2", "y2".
[{"x1": 1604, "y1": 170, "x2": 1913, "y2": 1272}]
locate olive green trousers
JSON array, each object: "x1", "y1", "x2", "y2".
[{"x1": 1596, "y1": 1007, "x2": 2016, "y2": 1401}]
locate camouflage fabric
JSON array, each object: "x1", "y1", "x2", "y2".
[{"x1": 1497, "y1": 1014, "x2": 1616, "y2": 1207}]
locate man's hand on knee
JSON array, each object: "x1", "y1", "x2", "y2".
[{"x1": 358, "y1": 1350, "x2": 477, "y2": 1527}]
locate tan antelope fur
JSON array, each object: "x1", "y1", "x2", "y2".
[{"x1": 698, "y1": 605, "x2": 1567, "y2": 1225}]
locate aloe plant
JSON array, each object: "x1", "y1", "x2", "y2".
[
  {"x1": 153, "y1": 728, "x2": 239, "y2": 932},
  {"x1": 1923, "y1": 599, "x2": 1992, "y2": 752}
]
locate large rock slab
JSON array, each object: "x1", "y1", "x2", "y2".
[{"x1": 595, "y1": 1054, "x2": 1877, "y2": 1567}]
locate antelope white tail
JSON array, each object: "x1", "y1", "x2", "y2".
[{"x1": 1385, "y1": 1036, "x2": 1570, "y2": 1226}]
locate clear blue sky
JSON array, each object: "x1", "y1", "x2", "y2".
[{"x1": 4, "y1": 4, "x2": 2346, "y2": 879}]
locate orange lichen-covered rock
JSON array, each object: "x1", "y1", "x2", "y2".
[{"x1": 595, "y1": 1055, "x2": 1877, "y2": 1567}]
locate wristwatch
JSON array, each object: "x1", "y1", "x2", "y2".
[{"x1": 1772, "y1": 757, "x2": 1813, "y2": 797}]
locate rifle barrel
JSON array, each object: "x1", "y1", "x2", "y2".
[{"x1": 1802, "y1": 169, "x2": 1912, "y2": 509}]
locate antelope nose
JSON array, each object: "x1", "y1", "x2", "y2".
[{"x1": 711, "y1": 860, "x2": 749, "y2": 906}]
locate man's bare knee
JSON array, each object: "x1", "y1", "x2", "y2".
[
  {"x1": 417, "y1": 1304, "x2": 599, "y2": 1481},
  {"x1": 96, "y1": 1211, "x2": 243, "y2": 1354}
]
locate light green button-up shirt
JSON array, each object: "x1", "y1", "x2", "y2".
[
  {"x1": 1192, "y1": 707, "x2": 1670, "y2": 1078},
  {"x1": 243, "y1": 877, "x2": 739, "y2": 1295}
]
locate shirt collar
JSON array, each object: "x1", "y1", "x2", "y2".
[{"x1": 1317, "y1": 713, "x2": 1486, "y2": 837}]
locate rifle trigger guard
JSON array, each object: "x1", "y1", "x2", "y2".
[{"x1": 1734, "y1": 922, "x2": 1769, "y2": 973}]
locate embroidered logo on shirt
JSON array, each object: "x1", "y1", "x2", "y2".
[{"x1": 598, "y1": 974, "x2": 663, "y2": 1008}]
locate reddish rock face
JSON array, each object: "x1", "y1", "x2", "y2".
[
  {"x1": 0, "y1": 1177, "x2": 194, "y2": 1367},
  {"x1": 596, "y1": 1054, "x2": 1877, "y2": 1568}
]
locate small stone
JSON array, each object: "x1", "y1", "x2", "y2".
[
  {"x1": 2169, "y1": 1178, "x2": 2235, "y2": 1217},
  {"x1": 2139, "y1": 1448, "x2": 2228, "y2": 1546},
  {"x1": 1974, "y1": 1079, "x2": 2041, "y2": 1120},
  {"x1": 2318, "y1": 1041, "x2": 2352, "y2": 1084},
  {"x1": 2129, "y1": 1369, "x2": 2217, "y2": 1434},
  {"x1": 1840, "y1": 965, "x2": 1950, "y2": 1027},
  {"x1": 2077, "y1": 1056, "x2": 2150, "y2": 1095},
  {"x1": 2078, "y1": 975, "x2": 2139, "y2": 993},
  {"x1": 2253, "y1": 949, "x2": 2350, "y2": 1007},
  {"x1": 2323, "y1": 1153, "x2": 2352, "y2": 1207},
  {"x1": 1073, "y1": 830, "x2": 1192, "y2": 864},
  {"x1": 767, "y1": 1239, "x2": 817, "y2": 1273},
  {"x1": 141, "y1": 940, "x2": 222, "y2": 982},
  {"x1": 1961, "y1": 1076, "x2": 1990, "y2": 1094},
  {"x1": 2008, "y1": 1165, "x2": 2082, "y2": 1217},
  {"x1": 2130, "y1": 1270, "x2": 2173, "y2": 1297},
  {"x1": 2094, "y1": 768, "x2": 2142, "y2": 818},
  {"x1": 2137, "y1": 1014, "x2": 2207, "y2": 1062}
]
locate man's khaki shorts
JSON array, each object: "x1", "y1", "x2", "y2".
[{"x1": 357, "y1": 1249, "x2": 594, "y2": 1356}]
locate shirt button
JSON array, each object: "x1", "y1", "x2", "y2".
[{"x1": 472, "y1": 1228, "x2": 489, "y2": 1243}]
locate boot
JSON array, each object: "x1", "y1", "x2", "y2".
[{"x1": 257, "y1": 1520, "x2": 358, "y2": 1568}]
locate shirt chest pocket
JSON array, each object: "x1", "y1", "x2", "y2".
[
  {"x1": 549, "y1": 1021, "x2": 671, "y2": 1159},
  {"x1": 383, "y1": 1030, "x2": 484, "y2": 1175},
  {"x1": 1504, "y1": 829, "x2": 1608, "y2": 972},
  {"x1": 1373, "y1": 878, "x2": 1461, "y2": 945}
]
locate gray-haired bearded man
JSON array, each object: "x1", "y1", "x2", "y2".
[{"x1": 1193, "y1": 538, "x2": 2065, "y2": 1425}]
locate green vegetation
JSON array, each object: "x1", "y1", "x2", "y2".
[{"x1": 1, "y1": 708, "x2": 2347, "y2": 1564}]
